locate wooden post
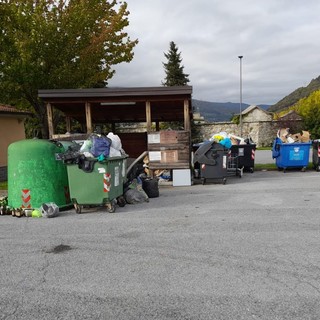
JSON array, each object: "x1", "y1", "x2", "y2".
[
  {"x1": 85, "y1": 102, "x2": 93, "y2": 134},
  {"x1": 46, "y1": 103, "x2": 54, "y2": 138},
  {"x1": 66, "y1": 116, "x2": 71, "y2": 133},
  {"x1": 184, "y1": 99, "x2": 190, "y2": 132},
  {"x1": 146, "y1": 101, "x2": 152, "y2": 132}
]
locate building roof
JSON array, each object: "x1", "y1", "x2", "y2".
[
  {"x1": 278, "y1": 110, "x2": 302, "y2": 120},
  {"x1": 241, "y1": 105, "x2": 273, "y2": 116},
  {"x1": 0, "y1": 104, "x2": 32, "y2": 116},
  {"x1": 38, "y1": 86, "x2": 193, "y2": 123}
]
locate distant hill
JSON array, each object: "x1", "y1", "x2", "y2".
[
  {"x1": 192, "y1": 99, "x2": 269, "y2": 122},
  {"x1": 268, "y1": 76, "x2": 320, "y2": 113}
]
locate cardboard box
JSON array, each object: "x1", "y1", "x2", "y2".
[
  {"x1": 290, "y1": 131, "x2": 310, "y2": 143},
  {"x1": 161, "y1": 150, "x2": 178, "y2": 163},
  {"x1": 301, "y1": 130, "x2": 310, "y2": 142}
]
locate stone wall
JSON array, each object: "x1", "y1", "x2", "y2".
[{"x1": 195, "y1": 120, "x2": 302, "y2": 147}]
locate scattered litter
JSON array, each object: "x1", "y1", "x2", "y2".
[
  {"x1": 277, "y1": 128, "x2": 311, "y2": 143},
  {"x1": 31, "y1": 209, "x2": 42, "y2": 218},
  {"x1": 124, "y1": 178, "x2": 149, "y2": 204},
  {"x1": 41, "y1": 202, "x2": 59, "y2": 218}
]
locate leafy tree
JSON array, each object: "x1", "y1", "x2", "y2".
[
  {"x1": 0, "y1": 0, "x2": 138, "y2": 138},
  {"x1": 269, "y1": 76, "x2": 320, "y2": 113},
  {"x1": 162, "y1": 41, "x2": 189, "y2": 86},
  {"x1": 295, "y1": 90, "x2": 320, "y2": 138}
]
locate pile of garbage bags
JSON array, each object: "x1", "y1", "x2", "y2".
[
  {"x1": 208, "y1": 131, "x2": 255, "y2": 148},
  {"x1": 58, "y1": 132, "x2": 126, "y2": 172},
  {"x1": 79, "y1": 132, "x2": 124, "y2": 159}
]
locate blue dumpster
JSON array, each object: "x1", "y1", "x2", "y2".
[{"x1": 272, "y1": 138, "x2": 311, "y2": 172}]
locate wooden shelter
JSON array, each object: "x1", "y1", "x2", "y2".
[{"x1": 38, "y1": 86, "x2": 193, "y2": 171}]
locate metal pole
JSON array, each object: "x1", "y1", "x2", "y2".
[{"x1": 238, "y1": 55, "x2": 243, "y2": 137}]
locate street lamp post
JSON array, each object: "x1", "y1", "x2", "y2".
[{"x1": 238, "y1": 55, "x2": 243, "y2": 137}]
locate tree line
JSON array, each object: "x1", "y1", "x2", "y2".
[{"x1": 0, "y1": 0, "x2": 191, "y2": 139}]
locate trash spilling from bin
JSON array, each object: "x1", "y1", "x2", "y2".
[
  {"x1": 272, "y1": 128, "x2": 311, "y2": 172},
  {"x1": 59, "y1": 133, "x2": 151, "y2": 213},
  {"x1": 193, "y1": 131, "x2": 256, "y2": 184},
  {"x1": 0, "y1": 194, "x2": 59, "y2": 218},
  {"x1": 276, "y1": 128, "x2": 310, "y2": 143},
  {"x1": 3, "y1": 133, "x2": 160, "y2": 217}
]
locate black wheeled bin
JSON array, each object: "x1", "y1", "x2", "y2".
[
  {"x1": 193, "y1": 141, "x2": 228, "y2": 184},
  {"x1": 312, "y1": 140, "x2": 320, "y2": 171},
  {"x1": 230, "y1": 144, "x2": 256, "y2": 173}
]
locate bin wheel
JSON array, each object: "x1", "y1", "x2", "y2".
[
  {"x1": 117, "y1": 195, "x2": 126, "y2": 207},
  {"x1": 74, "y1": 203, "x2": 82, "y2": 214},
  {"x1": 106, "y1": 203, "x2": 115, "y2": 213}
]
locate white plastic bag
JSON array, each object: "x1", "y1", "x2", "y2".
[
  {"x1": 107, "y1": 132, "x2": 122, "y2": 150},
  {"x1": 40, "y1": 202, "x2": 59, "y2": 218}
]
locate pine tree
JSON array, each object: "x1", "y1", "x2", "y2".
[
  {"x1": 162, "y1": 41, "x2": 189, "y2": 86},
  {"x1": 161, "y1": 42, "x2": 194, "y2": 132}
]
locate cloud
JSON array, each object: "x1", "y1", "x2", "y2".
[{"x1": 109, "y1": 0, "x2": 320, "y2": 105}]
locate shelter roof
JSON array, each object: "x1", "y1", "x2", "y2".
[{"x1": 38, "y1": 86, "x2": 193, "y2": 123}]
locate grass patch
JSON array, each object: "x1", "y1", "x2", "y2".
[
  {"x1": 256, "y1": 147, "x2": 271, "y2": 150},
  {"x1": 0, "y1": 181, "x2": 8, "y2": 190},
  {"x1": 254, "y1": 163, "x2": 277, "y2": 171},
  {"x1": 254, "y1": 162, "x2": 314, "y2": 171}
]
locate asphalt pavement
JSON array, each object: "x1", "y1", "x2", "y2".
[
  {"x1": 254, "y1": 149, "x2": 275, "y2": 164},
  {"x1": 1, "y1": 168, "x2": 320, "y2": 319}
]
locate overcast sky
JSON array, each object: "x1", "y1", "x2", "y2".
[{"x1": 108, "y1": 0, "x2": 320, "y2": 105}]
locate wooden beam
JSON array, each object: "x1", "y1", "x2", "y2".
[
  {"x1": 65, "y1": 116, "x2": 71, "y2": 133},
  {"x1": 184, "y1": 99, "x2": 190, "y2": 131},
  {"x1": 46, "y1": 103, "x2": 54, "y2": 138},
  {"x1": 146, "y1": 100, "x2": 152, "y2": 132},
  {"x1": 85, "y1": 102, "x2": 93, "y2": 134}
]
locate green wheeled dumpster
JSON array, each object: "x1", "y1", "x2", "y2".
[
  {"x1": 65, "y1": 156, "x2": 127, "y2": 213},
  {"x1": 7, "y1": 139, "x2": 71, "y2": 210}
]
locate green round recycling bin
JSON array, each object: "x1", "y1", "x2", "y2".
[{"x1": 7, "y1": 139, "x2": 71, "y2": 210}]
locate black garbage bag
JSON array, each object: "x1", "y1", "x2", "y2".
[
  {"x1": 142, "y1": 178, "x2": 159, "y2": 198},
  {"x1": 124, "y1": 178, "x2": 149, "y2": 204}
]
